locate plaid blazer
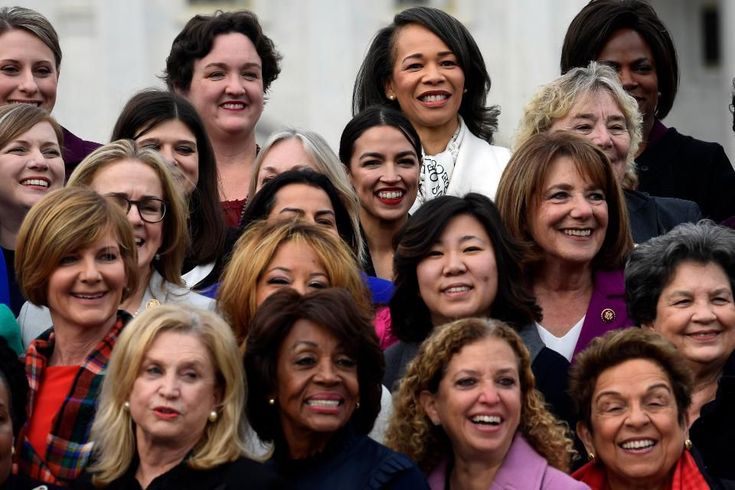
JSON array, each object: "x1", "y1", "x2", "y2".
[{"x1": 16, "y1": 311, "x2": 130, "y2": 486}]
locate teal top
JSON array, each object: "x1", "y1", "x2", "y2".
[{"x1": 0, "y1": 304, "x2": 23, "y2": 355}]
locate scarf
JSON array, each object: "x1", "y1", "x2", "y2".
[{"x1": 413, "y1": 117, "x2": 466, "y2": 210}]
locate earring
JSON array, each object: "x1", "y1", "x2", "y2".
[
  {"x1": 123, "y1": 401, "x2": 130, "y2": 411},
  {"x1": 463, "y1": 88, "x2": 468, "y2": 93},
  {"x1": 387, "y1": 94, "x2": 395, "y2": 100},
  {"x1": 685, "y1": 439, "x2": 692, "y2": 450},
  {"x1": 208, "y1": 410, "x2": 218, "y2": 423},
  {"x1": 154, "y1": 253, "x2": 161, "y2": 261},
  {"x1": 355, "y1": 401, "x2": 360, "y2": 409},
  {"x1": 587, "y1": 451, "x2": 595, "y2": 461},
  {"x1": 268, "y1": 398, "x2": 275, "y2": 406}
]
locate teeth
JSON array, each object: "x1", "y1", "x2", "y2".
[
  {"x1": 563, "y1": 229, "x2": 591, "y2": 237},
  {"x1": 420, "y1": 94, "x2": 448, "y2": 102},
  {"x1": 621, "y1": 439, "x2": 655, "y2": 450},
  {"x1": 306, "y1": 399, "x2": 340, "y2": 407},
  {"x1": 74, "y1": 293, "x2": 104, "y2": 299},
  {"x1": 135, "y1": 238, "x2": 144, "y2": 247},
  {"x1": 471, "y1": 415, "x2": 501, "y2": 425},
  {"x1": 21, "y1": 179, "x2": 49, "y2": 187},
  {"x1": 221, "y1": 102, "x2": 244, "y2": 109},
  {"x1": 378, "y1": 191, "x2": 403, "y2": 200},
  {"x1": 445, "y1": 286, "x2": 470, "y2": 294}
]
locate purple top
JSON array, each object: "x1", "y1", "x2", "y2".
[
  {"x1": 427, "y1": 434, "x2": 589, "y2": 489},
  {"x1": 62, "y1": 126, "x2": 100, "y2": 178}
]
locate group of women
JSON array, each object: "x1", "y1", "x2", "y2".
[{"x1": 1, "y1": 1, "x2": 735, "y2": 489}]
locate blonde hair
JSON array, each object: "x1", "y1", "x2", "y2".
[
  {"x1": 249, "y1": 129, "x2": 366, "y2": 264},
  {"x1": 515, "y1": 62, "x2": 643, "y2": 190},
  {"x1": 89, "y1": 305, "x2": 248, "y2": 485},
  {"x1": 385, "y1": 318, "x2": 575, "y2": 473},
  {"x1": 67, "y1": 139, "x2": 189, "y2": 286},
  {"x1": 218, "y1": 219, "x2": 371, "y2": 345},
  {"x1": 15, "y1": 187, "x2": 138, "y2": 306},
  {"x1": 0, "y1": 103, "x2": 63, "y2": 149}
]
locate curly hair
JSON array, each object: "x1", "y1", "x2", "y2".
[
  {"x1": 352, "y1": 6, "x2": 499, "y2": 143},
  {"x1": 385, "y1": 318, "x2": 575, "y2": 473}
]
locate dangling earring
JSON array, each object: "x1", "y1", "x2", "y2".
[{"x1": 208, "y1": 410, "x2": 218, "y2": 423}]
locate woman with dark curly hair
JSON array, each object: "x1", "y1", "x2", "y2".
[
  {"x1": 569, "y1": 328, "x2": 723, "y2": 489},
  {"x1": 561, "y1": 0, "x2": 735, "y2": 221},
  {"x1": 353, "y1": 7, "x2": 509, "y2": 212},
  {"x1": 244, "y1": 288, "x2": 427, "y2": 489},
  {"x1": 625, "y1": 221, "x2": 735, "y2": 482},
  {"x1": 387, "y1": 318, "x2": 584, "y2": 489},
  {"x1": 165, "y1": 10, "x2": 282, "y2": 227}
]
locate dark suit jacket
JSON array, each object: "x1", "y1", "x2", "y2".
[
  {"x1": 625, "y1": 189, "x2": 702, "y2": 244},
  {"x1": 62, "y1": 127, "x2": 100, "y2": 178}
]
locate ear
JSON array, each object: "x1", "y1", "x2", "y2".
[
  {"x1": 212, "y1": 385, "x2": 224, "y2": 409},
  {"x1": 384, "y1": 79, "x2": 396, "y2": 101},
  {"x1": 576, "y1": 421, "x2": 595, "y2": 456},
  {"x1": 419, "y1": 390, "x2": 441, "y2": 426}
]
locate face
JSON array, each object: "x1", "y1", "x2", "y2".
[
  {"x1": 417, "y1": 214, "x2": 498, "y2": 326},
  {"x1": 267, "y1": 183, "x2": 338, "y2": 235},
  {"x1": 46, "y1": 233, "x2": 126, "y2": 332},
  {"x1": 578, "y1": 359, "x2": 686, "y2": 490},
  {"x1": 387, "y1": 24, "x2": 465, "y2": 135},
  {"x1": 255, "y1": 241, "x2": 329, "y2": 304},
  {"x1": 0, "y1": 121, "x2": 64, "y2": 217},
  {"x1": 597, "y1": 28, "x2": 659, "y2": 126},
  {"x1": 529, "y1": 156, "x2": 608, "y2": 268},
  {"x1": 0, "y1": 381, "x2": 13, "y2": 485},
  {"x1": 421, "y1": 337, "x2": 521, "y2": 463},
  {"x1": 183, "y1": 32, "x2": 264, "y2": 139},
  {"x1": 276, "y1": 319, "x2": 359, "y2": 446},
  {"x1": 0, "y1": 29, "x2": 58, "y2": 112},
  {"x1": 648, "y1": 261, "x2": 735, "y2": 371},
  {"x1": 348, "y1": 125, "x2": 419, "y2": 223},
  {"x1": 130, "y1": 331, "x2": 220, "y2": 451},
  {"x1": 256, "y1": 139, "x2": 318, "y2": 192},
  {"x1": 90, "y1": 160, "x2": 164, "y2": 273},
  {"x1": 549, "y1": 90, "x2": 631, "y2": 183},
  {"x1": 135, "y1": 119, "x2": 199, "y2": 194}
]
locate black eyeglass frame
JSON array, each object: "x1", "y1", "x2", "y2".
[{"x1": 104, "y1": 193, "x2": 167, "y2": 223}]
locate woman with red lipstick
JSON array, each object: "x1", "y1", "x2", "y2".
[
  {"x1": 570, "y1": 328, "x2": 721, "y2": 489},
  {"x1": 13, "y1": 187, "x2": 138, "y2": 486},
  {"x1": 165, "y1": 10, "x2": 282, "y2": 228},
  {"x1": 0, "y1": 103, "x2": 64, "y2": 316},
  {"x1": 81, "y1": 305, "x2": 280, "y2": 489},
  {"x1": 387, "y1": 318, "x2": 585, "y2": 490},
  {"x1": 560, "y1": 0, "x2": 735, "y2": 222},
  {"x1": 339, "y1": 106, "x2": 421, "y2": 281},
  {"x1": 353, "y1": 7, "x2": 509, "y2": 212},
  {"x1": 245, "y1": 288, "x2": 427, "y2": 488},
  {"x1": 626, "y1": 221, "x2": 735, "y2": 482}
]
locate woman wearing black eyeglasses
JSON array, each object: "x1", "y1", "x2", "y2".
[{"x1": 18, "y1": 140, "x2": 214, "y2": 346}]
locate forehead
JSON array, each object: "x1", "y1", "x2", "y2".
[
  {"x1": 260, "y1": 139, "x2": 315, "y2": 169},
  {"x1": 197, "y1": 31, "x2": 261, "y2": 66},
  {"x1": 446, "y1": 336, "x2": 519, "y2": 374},
  {"x1": 594, "y1": 358, "x2": 672, "y2": 396},
  {"x1": 274, "y1": 183, "x2": 332, "y2": 208},
  {"x1": 567, "y1": 89, "x2": 624, "y2": 118},
  {"x1": 146, "y1": 330, "x2": 211, "y2": 362},
  {"x1": 540, "y1": 154, "x2": 606, "y2": 189},
  {"x1": 392, "y1": 23, "x2": 452, "y2": 57},
  {"x1": 281, "y1": 318, "x2": 341, "y2": 351},
  {"x1": 91, "y1": 159, "x2": 164, "y2": 195},
  {"x1": 137, "y1": 118, "x2": 196, "y2": 141},
  {"x1": 268, "y1": 239, "x2": 324, "y2": 268},
  {"x1": 0, "y1": 28, "x2": 55, "y2": 61}
]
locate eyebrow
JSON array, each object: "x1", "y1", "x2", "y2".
[
  {"x1": 204, "y1": 61, "x2": 262, "y2": 70},
  {"x1": 595, "y1": 382, "x2": 673, "y2": 401},
  {"x1": 107, "y1": 191, "x2": 164, "y2": 200},
  {"x1": 401, "y1": 50, "x2": 454, "y2": 63},
  {"x1": 138, "y1": 136, "x2": 196, "y2": 144}
]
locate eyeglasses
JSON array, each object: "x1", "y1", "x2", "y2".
[{"x1": 105, "y1": 194, "x2": 167, "y2": 223}]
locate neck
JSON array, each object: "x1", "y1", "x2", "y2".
[
  {"x1": 284, "y1": 427, "x2": 332, "y2": 460},
  {"x1": 0, "y1": 212, "x2": 24, "y2": 249},
  {"x1": 211, "y1": 133, "x2": 257, "y2": 167},
  {"x1": 688, "y1": 364, "x2": 722, "y2": 423},
  {"x1": 360, "y1": 211, "x2": 405, "y2": 279},
  {"x1": 135, "y1": 438, "x2": 193, "y2": 489},
  {"x1": 450, "y1": 454, "x2": 501, "y2": 490},
  {"x1": 534, "y1": 261, "x2": 594, "y2": 292},
  {"x1": 121, "y1": 266, "x2": 153, "y2": 315},
  {"x1": 416, "y1": 117, "x2": 459, "y2": 155},
  {"x1": 48, "y1": 314, "x2": 116, "y2": 366}
]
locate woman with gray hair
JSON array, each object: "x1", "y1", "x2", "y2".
[
  {"x1": 516, "y1": 62, "x2": 700, "y2": 243},
  {"x1": 625, "y1": 221, "x2": 735, "y2": 482}
]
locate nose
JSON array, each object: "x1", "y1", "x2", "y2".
[
  {"x1": 314, "y1": 360, "x2": 339, "y2": 385},
  {"x1": 589, "y1": 124, "x2": 613, "y2": 150},
  {"x1": 618, "y1": 67, "x2": 638, "y2": 91},
  {"x1": 159, "y1": 373, "x2": 180, "y2": 399},
  {"x1": 225, "y1": 73, "x2": 245, "y2": 96},
  {"x1": 422, "y1": 62, "x2": 444, "y2": 84},
  {"x1": 291, "y1": 280, "x2": 309, "y2": 296},
  {"x1": 380, "y1": 163, "x2": 400, "y2": 183},
  {"x1": 692, "y1": 299, "x2": 717, "y2": 324},
  {"x1": 126, "y1": 202, "x2": 145, "y2": 227},
  {"x1": 569, "y1": 194, "x2": 593, "y2": 219},
  {"x1": 80, "y1": 256, "x2": 101, "y2": 282},
  {"x1": 26, "y1": 148, "x2": 48, "y2": 170},
  {"x1": 159, "y1": 146, "x2": 177, "y2": 167},
  {"x1": 442, "y1": 250, "x2": 467, "y2": 276},
  {"x1": 18, "y1": 69, "x2": 39, "y2": 95},
  {"x1": 478, "y1": 382, "x2": 500, "y2": 404},
  {"x1": 625, "y1": 402, "x2": 651, "y2": 428}
]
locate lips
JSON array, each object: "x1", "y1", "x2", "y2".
[
  {"x1": 418, "y1": 91, "x2": 451, "y2": 107},
  {"x1": 619, "y1": 438, "x2": 656, "y2": 451},
  {"x1": 470, "y1": 414, "x2": 501, "y2": 425},
  {"x1": 153, "y1": 406, "x2": 181, "y2": 420},
  {"x1": 220, "y1": 101, "x2": 246, "y2": 110},
  {"x1": 71, "y1": 291, "x2": 106, "y2": 300},
  {"x1": 8, "y1": 99, "x2": 42, "y2": 107},
  {"x1": 562, "y1": 228, "x2": 592, "y2": 237},
  {"x1": 686, "y1": 330, "x2": 721, "y2": 341},
  {"x1": 304, "y1": 393, "x2": 344, "y2": 414},
  {"x1": 20, "y1": 177, "x2": 50, "y2": 188},
  {"x1": 376, "y1": 188, "x2": 405, "y2": 205}
]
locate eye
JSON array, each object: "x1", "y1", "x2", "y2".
[
  {"x1": 0, "y1": 65, "x2": 19, "y2": 75},
  {"x1": 316, "y1": 217, "x2": 336, "y2": 228},
  {"x1": 294, "y1": 356, "x2": 316, "y2": 367},
  {"x1": 99, "y1": 251, "x2": 119, "y2": 262},
  {"x1": 497, "y1": 377, "x2": 517, "y2": 388},
  {"x1": 572, "y1": 124, "x2": 593, "y2": 134},
  {"x1": 712, "y1": 296, "x2": 732, "y2": 305},
  {"x1": 266, "y1": 276, "x2": 291, "y2": 286},
  {"x1": 139, "y1": 142, "x2": 161, "y2": 152},
  {"x1": 6, "y1": 145, "x2": 27, "y2": 155},
  {"x1": 634, "y1": 63, "x2": 654, "y2": 74},
  {"x1": 34, "y1": 65, "x2": 53, "y2": 77},
  {"x1": 182, "y1": 370, "x2": 200, "y2": 381},
  {"x1": 144, "y1": 365, "x2": 163, "y2": 376},
  {"x1": 462, "y1": 245, "x2": 482, "y2": 253},
  {"x1": 425, "y1": 249, "x2": 443, "y2": 258},
  {"x1": 405, "y1": 62, "x2": 423, "y2": 71},
  {"x1": 455, "y1": 377, "x2": 477, "y2": 388},
  {"x1": 608, "y1": 124, "x2": 628, "y2": 135},
  {"x1": 361, "y1": 159, "x2": 382, "y2": 168},
  {"x1": 440, "y1": 59, "x2": 458, "y2": 68},
  {"x1": 59, "y1": 254, "x2": 79, "y2": 265},
  {"x1": 398, "y1": 157, "x2": 418, "y2": 167},
  {"x1": 207, "y1": 71, "x2": 225, "y2": 80},
  {"x1": 548, "y1": 191, "x2": 569, "y2": 201},
  {"x1": 672, "y1": 298, "x2": 692, "y2": 307},
  {"x1": 43, "y1": 147, "x2": 61, "y2": 158},
  {"x1": 308, "y1": 280, "x2": 328, "y2": 290},
  {"x1": 242, "y1": 70, "x2": 260, "y2": 81},
  {"x1": 336, "y1": 356, "x2": 356, "y2": 368},
  {"x1": 175, "y1": 145, "x2": 196, "y2": 155},
  {"x1": 588, "y1": 191, "x2": 606, "y2": 202}
]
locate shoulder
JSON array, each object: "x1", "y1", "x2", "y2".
[
  {"x1": 541, "y1": 466, "x2": 591, "y2": 489},
  {"x1": 351, "y1": 436, "x2": 428, "y2": 489},
  {"x1": 223, "y1": 457, "x2": 283, "y2": 488},
  {"x1": 649, "y1": 128, "x2": 730, "y2": 166},
  {"x1": 649, "y1": 195, "x2": 703, "y2": 223},
  {"x1": 460, "y1": 132, "x2": 511, "y2": 163}
]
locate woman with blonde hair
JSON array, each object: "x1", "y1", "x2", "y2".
[
  {"x1": 14, "y1": 187, "x2": 137, "y2": 486},
  {"x1": 217, "y1": 219, "x2": 370, "y2": 345},
  {"x1": 386, "y1": 317, "x2": 585, "y2": 489},
  {"x1": 19, "y1": 140, "x2": 214, "y2": 345},
  {"x1": 81, "y1": 304, "x2": 279, "y2": 489}
]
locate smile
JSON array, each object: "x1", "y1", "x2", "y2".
[
  {"x1": 419, "y1": 93, "x2": 449, "y2": 103},
  {"x1": 470, "y1": 415, "x2": 501, "y2": 425},
  {"x1": 444, "y1": 286, "x2": 471, "y2": 294},
  {"x1": 619, "y1": 439, "x2": 656, "y2": 450},
  {"x1": 377, "y1": 190, "x2": 404, "y2": 200},
  {"x1": 220, "y1": 102, "x2": 245, "y2": 110},
  {"x1": 563, "y1": 229, "x2": 592, "y2": 237},
  {"x1": 305, "y1": 399, "x2": 341, "y2": 408},
  {"x1": 9, "y1": 99, "x2": 42, "y2": 107},
  {"x1": 71, "y1": 292, "x2": 106, "y2": 300},
  {"x1": 135, "y1": 237, "x2": 145, "y2": 248},
  {"x1": 20, "y1": 178, "x2": 50, "y2": 188}
]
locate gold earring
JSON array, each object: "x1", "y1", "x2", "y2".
[
  {"x1": 123, "y1": 401, "x2": 130, "y2": 411},
  {"x1": 208, "y1": 410, "x2": 218, "y2": 423},
  {"x1": 387, "y1": 94, "x2": 395, "y2": 100},
  {"x1": 685, "y1": 439, "x2": 692, "y2": 450},
  {"x1": 588, "y1": 451, "x2": 595, "y2": 461}
]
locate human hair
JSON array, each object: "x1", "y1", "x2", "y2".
[
  {"x1": 0, "y1": 103, "x2": 63, "y2": 151},
  {"x1": 0, "y1": 336, "x2": 28, "y2": 435},
  {"x1": 88, "y1": 304, "x2": 247, "y2": 485},
  {"x1": 390, "y1": 193, "x2": 540, "y2": 343},
  {"x1": 352, "y1": 6, "x2": 499, "y2": 143},
  {"x1": 218, "y1": 219, "x2": 370, "y2": 344},
  {"x1": 67, "y1": 139, "x2": 189, "y2": 286},
  {"x1": 240, "y1": 169, "x2": 360, "y2": 259},
  {"x1": 569, "y1": 328, "x2": 693, "y2": 432},
  {"x1": 245, "y1": 288, "x2": 383, "y2": 444},
  {"x1": 15, "y1": 187, "x2": 137, "y2": 306},
  {"x1": 338, "y1": 105, "x2": 422, "y2": 168},
  {"x1": 111, "y1": 89, "x2": 226, "y2": 268},
  {"x1": 386, "y1": 318, "x2": 575, "y2": 473},
  {"x1": 164, "y1": 10, "x2": 281, "y2": 93},
  {"x1": 0, "y1": 6, "x2": 61, "y2": 68},
  {"x1": 496, "y1": 131, "x2": 633, "y2": 271},
  {"x1": 625, "y1": 221, "x2": 735, "y2": 326},
  {"x1": 247, "y1": 132, "x2": 365, "y2": 262},
  {"x1": 560, "y1": 0, "x2": 678, "y2": 120},
  {"x1": 514, "y1": 62, "x2": 643, "y2": 190}
]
